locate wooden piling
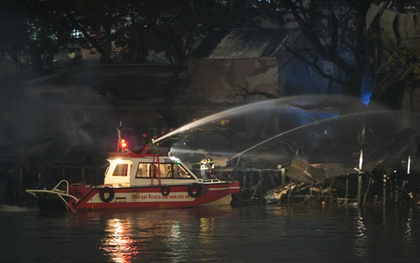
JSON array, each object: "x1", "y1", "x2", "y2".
[
  {"x1": 19, "y1": 169, "x2": 23, "y2": 206},
  {"x1": 259, "y1": 171, "x2": 264, "y2": 204},
  {"x1": 345, "y1": 179, "x2": 349, "y2": 204},
  {"x1": 281, "y1": 169, "x2": 286, "y2": 185},
  {"x1": 357, "y1": 175, "x2": 362, "y2": 206},
  {"x1": 383, "y1": 174, "x2": 386, "y2": 206}
]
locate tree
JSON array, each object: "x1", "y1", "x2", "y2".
[
  {"x1": 124, "y1": 0, "x2": 263, "y2": 128},
  {"x1": 0, "y1": 0, "x2": 77, "y2": 72},
  {"x1": 370, "y1": 1, "x2": 420, "y2": 109},
  {"x1": 0, "y1": 0, "x2": 279, "y2": 125},
  {"x1": 61, "y1": 0, "x2": 132, "y2": 63},
  {"x1": 267, "y1": 0, "x2": 375, "y2": 99},
  {"x1": 267, "y1": 0, "x2": 420, "y2": 109}
]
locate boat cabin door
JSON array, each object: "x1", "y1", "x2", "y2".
[{"x1": 104, "y1": 160, "x2": 132, "y2": 187}]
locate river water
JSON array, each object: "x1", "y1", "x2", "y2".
[{"x1": 1, "y1": 204, "x2": 420, "y2": 263}]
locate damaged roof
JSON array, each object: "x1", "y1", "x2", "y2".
[{"x1": 191, "y1": 29, "x2": 289, "y2": 59}]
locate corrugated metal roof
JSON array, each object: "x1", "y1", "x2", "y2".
[{"x1": 191, "y1": 29, "x2": 289, "y2": 59}]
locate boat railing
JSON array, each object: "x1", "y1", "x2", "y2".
[
  {"x1": 200, "y1": 179, "x2": 222, "y2": 183},
  {"x1": 26, "y1": 180, "x2": 79, "y2": 212}
]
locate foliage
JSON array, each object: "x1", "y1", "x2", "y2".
[
  {"x1": 374, "y1": 42, "x2": 420, "y2": 107},
  {"x1": 268, "y1": 0, "x2": 374, "y2": 97},
  {"x1": 370, "y1": 1, "x2": 420, "y2": 108},
  {"x1": 0, "y1": 0, "x2": 266, "y2": 69},
  {"x1": 387, "y1": 45, "x2": 420, "y2": 81}
]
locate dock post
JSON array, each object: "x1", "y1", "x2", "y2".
[
  {"x1": 242, "y1": 172, "x2": 246, "y2": 189},
  {"x1": 357, "y1": 150, "x2": 363, "y2": 206},
  {"x1": 357, "y1": 175, "x2": 362, "y2": 206},
  {"x1": 281, "y1": 169, "x2": 286, "y2": 185},
  {"x1": 345, "y1": 179, "x2": 348, "y2": 204},
  {"x1": 249, "y1": 170, "x2": 254, "y2": 187},
  {"x1": 383, "y1": 174, "x2": 387, "y2": 206},
  {"x1": 38, "y1": 171, "x2": 41, "y2": 186},
  {"x1": 259, "y1": 170, "x2": 264, "y2": 204},
  {"x1": 363, "y1": 178, "x2": 372, "y2": 205},
  {"x1": 19, "y1": 169, "x2": 23, "y2": 206}
]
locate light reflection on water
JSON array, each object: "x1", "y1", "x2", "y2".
[
  {"x1": 355, "y1": 214, "x2": 368, "y2": 258},
  {"x1": 2, "y1": 205, "x2": 420, "y2": 262},
  {"x1": 101, "y1": 218, "x2": 141, "y2": 262}
]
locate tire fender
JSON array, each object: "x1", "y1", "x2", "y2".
[
  {"x1": 99, "y1": 187, "x2": 115, "y2": 203},
  {"x1": 188, "y1": 183, "x2": 203, "y2": 198}
]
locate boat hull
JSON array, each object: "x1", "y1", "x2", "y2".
[
  {"x1": 72, "y1": 182, "x2": 239, "y2": 210},
  {"x1": 37, "y1": 192, "x2": 68, "y2": 212},
  {"x1": 29, "y1": 182, "x2": 240, "y2": 211}
]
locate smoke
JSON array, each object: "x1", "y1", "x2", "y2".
[{"x1": 62, "y1": 120, "x2": 93, "y2": 148}]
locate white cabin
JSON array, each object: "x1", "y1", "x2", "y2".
[{"x1": 103, "y1": 153, "x2": 199, "y2": 187}]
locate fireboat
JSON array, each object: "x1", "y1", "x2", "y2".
[{"x1": 26, "y1": 126, "x2": 240, "y2": 212}]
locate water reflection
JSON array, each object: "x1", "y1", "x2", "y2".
[
  {"x1": 354, "y1": 213, "x2": 368, "y2": 258},
  {"x1": 170, "y1": 221, "x2": 181, "y2": 239},
  {"x1": 101, "y1": 218, "x2": 142, "y2": 262},
  {"x1": 96, "y1": 208, "x2": 233, "y2": 262},
  {"x1": 404, "y1": 209, "x2": 413, "y2": 243},
  {"x1": 200, "y1": 218, "x2": 215, "y2": 236}
]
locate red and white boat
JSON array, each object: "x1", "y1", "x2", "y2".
[{"x1": 26, "y1": 130, "x2": 240, "y2": 212}]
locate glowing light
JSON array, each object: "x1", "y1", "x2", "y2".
[
  {"x1": 408, "y1": 155, "x2": 411, "y2": 174},
  {"x1": 360, "y1": 91, "x2": 371, "y2": 105},
  {"x1": 121, "y1": 139, "x2": 127, "y2": 148}
]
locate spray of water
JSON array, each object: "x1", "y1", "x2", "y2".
[
  {"x1": 153, "y1": 99, "x2": 276, "y2": 144},
  {"x1": 152, "y1": 95, "x2": 372, "y2": 144},
  {"x1": 226, "y1": 109, "x2": 398, "y2": 162}
]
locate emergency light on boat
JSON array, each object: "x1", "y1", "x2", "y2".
[{"x1": 120, "y1": 139, "x2": 127, "y2": 149}]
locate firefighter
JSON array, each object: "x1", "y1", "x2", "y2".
[
  {"x1": 200, "y1": 158, "x2": 210, "y2": 180},
  {"x1": 207, "y1": 154, "x2": 215, "y2": 175}
]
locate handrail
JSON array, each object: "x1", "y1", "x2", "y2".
[
  {"x1": 26, "y1": 180, "x2": 79, "y2": 212},
  {"x1": 52, "y1": 180, "x2": 69, "y2": 194},
  {"x1": 200, "y1": 179, "x2": 221, "y2": 183},
  {"x1": 26, "y1": 189, "x2": 79, "y2": 202},
  {"x1": 151, "y1": 154, "x2": 162, "y2": 185}
]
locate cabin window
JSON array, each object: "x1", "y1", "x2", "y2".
[
  {"x1": 173, "y1": 164, "x2": 191, "y2": 178},
  {"x1": 134, "y1": 163, "x2": 190, "y2": 178},
  {"x1": 113, "y1": 163, "x2": 130, "y2": 177},
  {"x1": 152, "y1": 164, "x2": 167, "y2": 178},
  {"x1": 165, "y1": 164, "x2": 172, "y2": 178},
  {"x1": 136, "y1": 163, "x2": 151, "y2": 178}
]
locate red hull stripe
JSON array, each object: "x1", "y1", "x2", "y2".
[{"x1": 72, "y1": 183, "x2": 239, "y2": 210}]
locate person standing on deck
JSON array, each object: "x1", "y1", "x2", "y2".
[
  {"x1": 206, "y1": 154, "x2": 215, "y2": 178},
  {"x1": 200, "y1": 158, "x2": 210, "y2": 180}
]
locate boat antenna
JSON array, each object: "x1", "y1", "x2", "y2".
[{"x1": 117, "y1": 121, "x2": 123, "y2": 152}]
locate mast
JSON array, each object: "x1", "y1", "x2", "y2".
[{"x1": 117, "y1": 121, "x2": 123, "y2": 152}]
